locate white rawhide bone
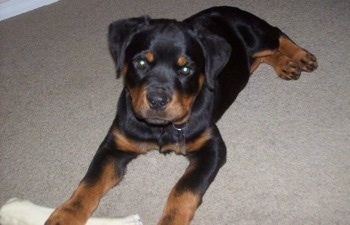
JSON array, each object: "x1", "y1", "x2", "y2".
[{"x1": 0, "y1": 198, "x2": 142, "y2": 225}]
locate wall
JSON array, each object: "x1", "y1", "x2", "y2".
[{"x1": 0, "y1": 0, "x2": 59, "y2": 21}]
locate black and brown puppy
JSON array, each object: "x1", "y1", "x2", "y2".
[{"x1": 46, "y1": 6, "x2": 317, "y2": 225}]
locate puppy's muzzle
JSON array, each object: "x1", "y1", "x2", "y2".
[{"x1": 146, "y1": 91, "x2": 171, "y2": 110}]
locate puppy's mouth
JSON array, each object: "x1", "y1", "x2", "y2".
[
  {"x1": 134, "y1": 109, "x2": 189, "y2": 126},
  {"x1": 144, "y1": 118, "x2": 170, "y2": 125}
]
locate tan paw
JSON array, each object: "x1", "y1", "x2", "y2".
[
  {"x1": 275, "y1": 56, "x2": 302, "y2": 80},
  {"x1": 295, "y1": 50, "x2": 318, "y2": 72}
]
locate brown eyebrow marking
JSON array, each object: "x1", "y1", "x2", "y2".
[
  {"x1": 177, "y1": 56, "x2": 187, "y2": 67},
  {"x1": 145, "y1": 52, "x2": 155, "y2": 63}
]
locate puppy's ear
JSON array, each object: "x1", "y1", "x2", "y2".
[
  {"x1": 197, "y1": 30, "x2": 231, "y2": 91},
  {"x1": 108, "y1": 16, "x2": 150, "y2": 78}
]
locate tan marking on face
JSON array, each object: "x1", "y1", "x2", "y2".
[
  {"x1": 145, "y1": 51, "x2": 155, "y2": 63},
  {"x1": 198, "y1": 73, "x2": 205, "y2": 90},
  {"x1": 177, "y1": 56, "x2": 187, "y2": 67},
  {"x1": 127, "y1": 85, "x2": 148, "y2": 115},
  {"x1": 168, "y1": 92, "x2": 190, "y2": 123},
  {"x1": 168, "y1": 74, "x2": 205, "y2": 125},
  {"x1": 121, "y1": 64, "x2": 128, "y2": 77}
]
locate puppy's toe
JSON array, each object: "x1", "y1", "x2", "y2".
[
  {"x1": 277, "y1": 60, "x2": 301, "y2": 80},
  {"x1": 297, "y1": 51, "x2": 318, "y2": 72}
]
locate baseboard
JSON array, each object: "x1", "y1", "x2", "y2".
[{"x1": 0, "y1": 0, "x2": 59, "y2": 21}]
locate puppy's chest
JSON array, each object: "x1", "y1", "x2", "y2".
[
  {"x1": 113, "y1": 126, "x2": 210, "y2": 155},
  {"x1": 158, "y1": 128, "x2": 186, "y2": 154},
  {"x1": 154, "y1": 127, "x2": 211, "y2": 155},
  {"x1": 113, "y1": 126, "x2": 185, "y2": 155}
]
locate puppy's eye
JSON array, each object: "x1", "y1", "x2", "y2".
[
  {"x1": 134, "y1": 59, "x2": 149, "y2": 70},
  {"x1": 179, "y1": 66, "x2": 192, "y2": 76}
]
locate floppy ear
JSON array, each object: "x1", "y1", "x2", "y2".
[
  {"x1": 197, "y1": 31, "x2": 231, "y2": 90},
  {"x1": 108, "y1": 16, "x2": 150, "y2": 78}
]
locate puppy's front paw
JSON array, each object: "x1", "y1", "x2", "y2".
[
  {"x1": 272, "y1": 53, "x2": 302, "y2": 80},
  {"x1": 295, "y1": 50, "x2": 318, "y2": 72},
  {"x1": 278, "y1": 59, "x2": 302, "y2": 80}
]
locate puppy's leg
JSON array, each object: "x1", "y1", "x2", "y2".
[
  {"x1": 158, "y1": 128, "x2": 226, "y2": 225},
  {"x1": 45, "y1": 133, "x2": 137, "y2": 225},
  {"x1": 251, "y1": 35, "x2": 318, "y2": 80},
  {"x1": 278, "y1": 35, "x2": 318, "y2": 73},
  {"x1": 0, "y1": 198, "x2": 142, "y2": 225}
]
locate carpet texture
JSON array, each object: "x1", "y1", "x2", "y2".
[{"x1": 1, "y1": 0, "x2": 349, "y2": 224}]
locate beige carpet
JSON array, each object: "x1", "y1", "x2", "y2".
[{"x1": 1, "y1": 0, "x2": 349, "y2": 224}]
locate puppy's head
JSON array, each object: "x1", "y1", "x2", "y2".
[{"x1": 109, "y1": 16, "x2": 231, "y2": 125}]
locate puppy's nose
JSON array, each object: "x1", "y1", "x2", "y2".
[{"x1": 147, "y1": 92, "x2": 170, "y2": 110}]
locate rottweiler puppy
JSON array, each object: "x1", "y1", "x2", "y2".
[{"x1": 45, "y1": 6, "x2": 317, "y2": 225}]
